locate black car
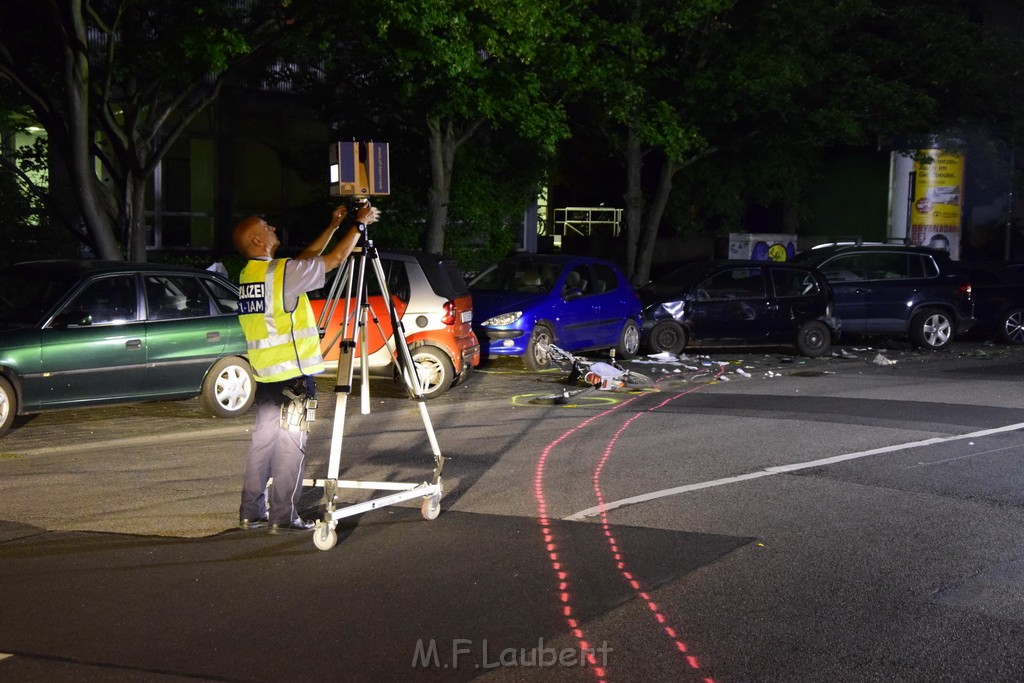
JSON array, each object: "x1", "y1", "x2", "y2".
[
  {"x1": 791, "y1": 243, "x2": 975, "y2": 350},
  {"x1": 958, "y1": 261, "x2": 1024, "y2": 345},
  {"x1": 639, "y1": 260, "x2": 839, "y2": 357}
]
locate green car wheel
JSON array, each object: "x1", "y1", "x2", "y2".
[{"x1": 0, "y1": 376, "x2": 16, "y2": 437}]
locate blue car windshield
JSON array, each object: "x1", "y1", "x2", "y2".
[
  {"x1": 472, "y1": 261, "x2": 563, "y2": 294},
  {"x1": 0, "y1": 267, "x2": 79, "y2": 326}
]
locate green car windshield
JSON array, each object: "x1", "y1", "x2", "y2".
[{"x1": 0, "y1": 266, "x2": 80, "y2": 326}]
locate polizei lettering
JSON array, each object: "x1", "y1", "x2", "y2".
[{"x1": 237, "y1": 282, "x2": 266, "y2": 314}]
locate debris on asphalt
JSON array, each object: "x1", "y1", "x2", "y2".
[
  {"x1": 513, "y1": 335, "x2": 1024, "y2": 411},
  {"x1": 515, "y1": 339, "x2": 1024, "y2": 408}
]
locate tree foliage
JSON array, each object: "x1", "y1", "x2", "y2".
[
  {"x1": 309, "y1": 0, "x2": 584, "y2": 256},
  {"x1": 1, "y1": 0, "x2": 1021, "y2": 272},
  {"x1": 0, "y1": 0, "x2": 305, "y2": 260},
  {"x1": 570, "y1": 0, "x2": 1024, "y2": 284}
]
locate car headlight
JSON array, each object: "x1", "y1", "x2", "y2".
[{"x1": 481, "y1": 311, "x2": 523, "y2": 327}]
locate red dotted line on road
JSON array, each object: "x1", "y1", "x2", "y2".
[
  {"x1": 534, "y1": 398, "x2": 641, "y2": 681},
  {"x1": 533, "y1": 367, "x2": 722, "y2": 681},
  {"x1": 591, "y1": 385, "x2": 719, "y2": 682}
]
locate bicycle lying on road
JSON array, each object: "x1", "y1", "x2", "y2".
[{"x1": 530, "y1": 345, "x2": 654, "y2": 405}]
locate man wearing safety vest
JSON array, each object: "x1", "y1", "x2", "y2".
[{"x1": 232, "y1": 201, "x2": 379, "y2": 533}]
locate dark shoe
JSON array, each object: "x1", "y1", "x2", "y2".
[
  {"x1": 239, "y1": 516, "x2": 269, "y2": 530},
  {"x1": 269, "y1": 519, "x2": 315, "y2": 534}
]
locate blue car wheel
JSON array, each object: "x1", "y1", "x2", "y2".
[
  {"x1": 524, "y1": 324, "x2": 554, "y2": 371},
  {"x1": 616, "y1": 319, "x2": 641, "y2": 358}
]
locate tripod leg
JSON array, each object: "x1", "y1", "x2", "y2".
[
  {"x1": 360, "y1": 302, "x2": 370, "y2": 415},
  {"x1": 317, "y1": 259, "x2": 356, "y2": 356},
  {"x1": 326, "y1": 248, "x2": 367, "y2": 479},
  {"x1": 368, "y1": 250, "x2": 445, "y2": 465},
  {"x1": 326, "y1": 338, "x2": 355, "y2": 479},
  {"x1": 323, "y1": 242, "x2": 446, "y2": 487}
]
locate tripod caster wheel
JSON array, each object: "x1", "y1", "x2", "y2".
[
  {"x1": 421, "y1": 494, "x2": 441, "y2": 521},
  {"x1": 313, "y1": 524, "x2": 337, "y2": 551}
]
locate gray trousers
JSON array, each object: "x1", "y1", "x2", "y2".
[{"x1": 239, "y1": 378, "x2": 314, "y2": 525}]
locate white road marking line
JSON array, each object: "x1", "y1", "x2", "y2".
[
  {"x1": 565, "y1": 421, "x2": 1024, "y2": 520},
  {"x1": 902, "y1": 443, "x2": 1021, "y2": 469}
]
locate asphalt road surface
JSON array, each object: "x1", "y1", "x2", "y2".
[{"x1": 3, "y1": 338, "x2": 1024, "y2": 681}]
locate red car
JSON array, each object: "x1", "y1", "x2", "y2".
[{"x1": 309, "y1": 250, "x2": 480, "y2": 398}]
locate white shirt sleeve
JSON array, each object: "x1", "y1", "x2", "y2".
[{"x1": 282, "y1": 258, "x2": 326, "y2": 312}]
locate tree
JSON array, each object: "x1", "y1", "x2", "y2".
[
  {"x1": 0, "y1": 0, "x2": 305, "y2": 261},
  {"x1": 576, "y1": 0, "x2": 1024, "y2": 285},
  {"x1": 315, "y1": 0, "x2": 584, "y2": 255},
  {"x1": 571, "y1": 0, "x2": 733, "y2": 284},
  {"x1": 0, "y1": 116, "x2": 69, "y2": 267}
]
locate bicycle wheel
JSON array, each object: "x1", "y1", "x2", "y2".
[
  {"x1": 622, "y1": 371, "x2": 653, "y2": 387},
  {"x1": 529, "y1": 387, "x2": 596, "y2": 405},
  {"x1": 545, "y1": 344, "x2": 576, "y2": 371}
]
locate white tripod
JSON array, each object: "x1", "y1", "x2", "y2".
[{"x1": 306, "y1": 229, "x2": 445, "y2": 551}]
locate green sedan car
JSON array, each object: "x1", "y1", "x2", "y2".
[{"x1": 0, "y1": 260, "x2": 255, "y2": 437}]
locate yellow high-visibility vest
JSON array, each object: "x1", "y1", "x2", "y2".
[{"x1": 237, "y1": 258, "x2": 325, "y2": 382}]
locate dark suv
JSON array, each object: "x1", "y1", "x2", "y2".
[{"x1": 791, "y1": 243, "x2": 974, "y2": 350}]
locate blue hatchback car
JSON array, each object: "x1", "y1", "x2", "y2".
[{"x1": 469, "y1": 254, "x2": 642, "y2": 370}]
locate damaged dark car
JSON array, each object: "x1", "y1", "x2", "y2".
[{"x1": 639, "y1": 260, "x2": 840, "y2": 357}]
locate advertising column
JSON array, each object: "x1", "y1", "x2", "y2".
[{"x1": 910, "y1": 149, "x2": 965, "y2": 258}]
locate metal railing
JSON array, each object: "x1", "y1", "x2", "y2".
[{"x1": 552, "y1": 207, "x2": 623, "y2": 237}]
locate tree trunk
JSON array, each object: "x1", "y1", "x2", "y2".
[
  {"x1": 425, "y1": 117, "x2": 453, "y2": 255},
  {"x1": 424, "y1": 115, "x2": 486, "y2": 255},
  {"x1": 621, "y1": 127, "x2": 644, "y2": 280},
  {"x1": 126, "y1": 175, "x2": 149, "y2": 262},
  {"x1": 62, "y1": 0, "x2": 122, "y2": 260},
  {"x1": 634, "y1": 157, "x2": 679, "y2": 287}
]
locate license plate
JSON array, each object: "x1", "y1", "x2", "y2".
[{"x1": 461, "y1": 310, "x2": 472, "y2": 323}]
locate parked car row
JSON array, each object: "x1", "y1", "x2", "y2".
[
  {"x1": 1, "y1": 244, "x2": 1019, "y2": 437},
  {"x1": 0, "y1": 251, "x2": 481, "y2": 438},
  {"x1": 467, "y1": 243, "x2": 1024, "y2": 366}
]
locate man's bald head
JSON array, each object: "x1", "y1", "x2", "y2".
[{"x1": 233, "y1": 216, "x2": 278, "y2": 258}]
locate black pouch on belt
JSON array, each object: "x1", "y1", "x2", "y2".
[{"x1": 280, "y1": 378, "x2": 316, "y2": 431}]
